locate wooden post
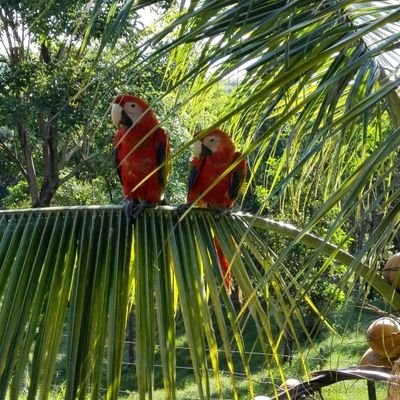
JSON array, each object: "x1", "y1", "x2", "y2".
[{"x1": 367, "y1": 381, "x2": 376, "y2": 400}]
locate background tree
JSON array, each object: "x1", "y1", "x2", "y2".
[{"x1": 0, "y1": 0, "x2": 177, "y2": 207}]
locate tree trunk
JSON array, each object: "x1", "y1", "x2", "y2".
[
  {"x1": 38, "y1": 114, "x2": 59, "y2": 207},
  {"x1": 17, "y1": 121, "x2": 40, "y2": 207},
  {"x1": 283, "y1": 327, "x2": 293, "y2": 365},
  {"x1": 127, "y1": 309, "x2": 135, "y2": 365}
]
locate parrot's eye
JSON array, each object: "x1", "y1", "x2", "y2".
[{"x1": 131, "y1": 104, "x2": 136, "y2": 108}]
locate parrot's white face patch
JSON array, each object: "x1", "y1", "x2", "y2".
[
  {"x1": 193, "y1": 140, "x2": 202, "y2": 158},
  {"x1": 202, "y1": 135, "x2": 221, "y2": 153},
  {"x1": 123, "y1": 101, "x2": 147, "y2": 124},
  {"x1": 111, "y1": 103, "x2": 123, "y2": 127}
]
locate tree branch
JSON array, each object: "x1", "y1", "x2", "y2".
[
  {"x1": 0, "y1": 136, "x2": 27, "y2": 179},
  {"x1": 58, "y1": 152, "x2": 98, "y2": 186},
  {"x1": 0, "y1": 9, "x2": 22, "y2": 65}
]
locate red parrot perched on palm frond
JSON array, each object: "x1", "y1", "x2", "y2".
[
  {"x1": 111, "y1": 94, "x2": 170, "y2": 220},
  {"x1": 183, "y1": 128, "x2": 246, "y2": 291},
  {"x1": 187, "y1": 129, "x2": 246, "y2": 209}
]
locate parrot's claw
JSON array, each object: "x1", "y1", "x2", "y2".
[
  {"x1": 124, "y1": 200, "x2": 139, "y2": 223},
  {"x1": 131, "y1": 201, "x2": 151, "y2": 219},
  {"x1": 216, "y1": 208, "x2": 231, "y2": 218},
  {"x1": 124, "y1": 200, "x2": 150, "y2": 223},
  {"x1": 175, "y1": 202, "x2": 192, "y2": 216}
]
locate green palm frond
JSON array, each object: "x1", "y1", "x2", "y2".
[
  {"x1": 0, "y1": 207, "x2": 132, "y2": 400},
  {"x1": 136, "y1": 1, "x2": 400, "y2": 216},
  {"x1": 0, "y1": 206, "x2": 397, "y2": 399},
  {"x1": 133, "y1": 0, "x2": 400, "y2": 299}
]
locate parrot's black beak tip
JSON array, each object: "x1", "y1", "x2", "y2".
[
  {"x1": 120, "y1": 110, "x2": 133, "y2": 128},
  {"x1": 201, "y1": 144, "x2": 213, "y2": 157}
]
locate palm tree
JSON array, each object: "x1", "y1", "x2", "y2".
[{"x1": 0, "y1": 1, "x2": 400, "y2": 399}]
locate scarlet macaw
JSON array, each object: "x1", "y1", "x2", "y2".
[
  {"x1": 183, "y1": 128, "x2": 246, "y2": 290},
  {"x1": 186, "y1": 128, "x2": 246, "y2": 209},
  {"x1": 111, "y1": 94, "x2": 170, "y2": 219}
]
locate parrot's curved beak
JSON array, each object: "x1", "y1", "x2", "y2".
[
  {"x1": 200, "y1": 143, "x2": 213, "y2": 157},
  {"x1": 193, "y1": 140, "x2": 202, "y2": 158},
  {"x1": 111, "y1": 103, "x2": 123, "y2": 128}
]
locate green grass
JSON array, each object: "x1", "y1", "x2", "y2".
[
  {"x1": 323, "y1": 381, "x2": 388, "y2": 400},
  {"x1": 15, "y1": 303, "x2": 394, "y2": 399},
  {"x1": 113, "y1": 305, "x2": 393, "y2": 399}
]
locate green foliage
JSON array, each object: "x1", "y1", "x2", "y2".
[
  {"x1": 0, "y1": 1, "x2": 182, "y2": 207},
  {"x1": 2, "y1": 180, "x2": 32, "y2": 209}
]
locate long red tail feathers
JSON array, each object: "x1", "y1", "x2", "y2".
[{"x1": 213, "y1": 237, "x2": 231, "y2": 292}]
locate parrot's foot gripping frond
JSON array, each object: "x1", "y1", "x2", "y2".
[
  {"x1": 216, "y1": 207, "x2": 232, "y2": 218},
  {"x1": 175, "y1": 202, "x2": 193, "y2": 216},
  {"x1": 124, "y1": 200, "x2": 139, "y2": 223},
  {"x1": 124, "y1": 200, "x2": 151, "y2": 223}
]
